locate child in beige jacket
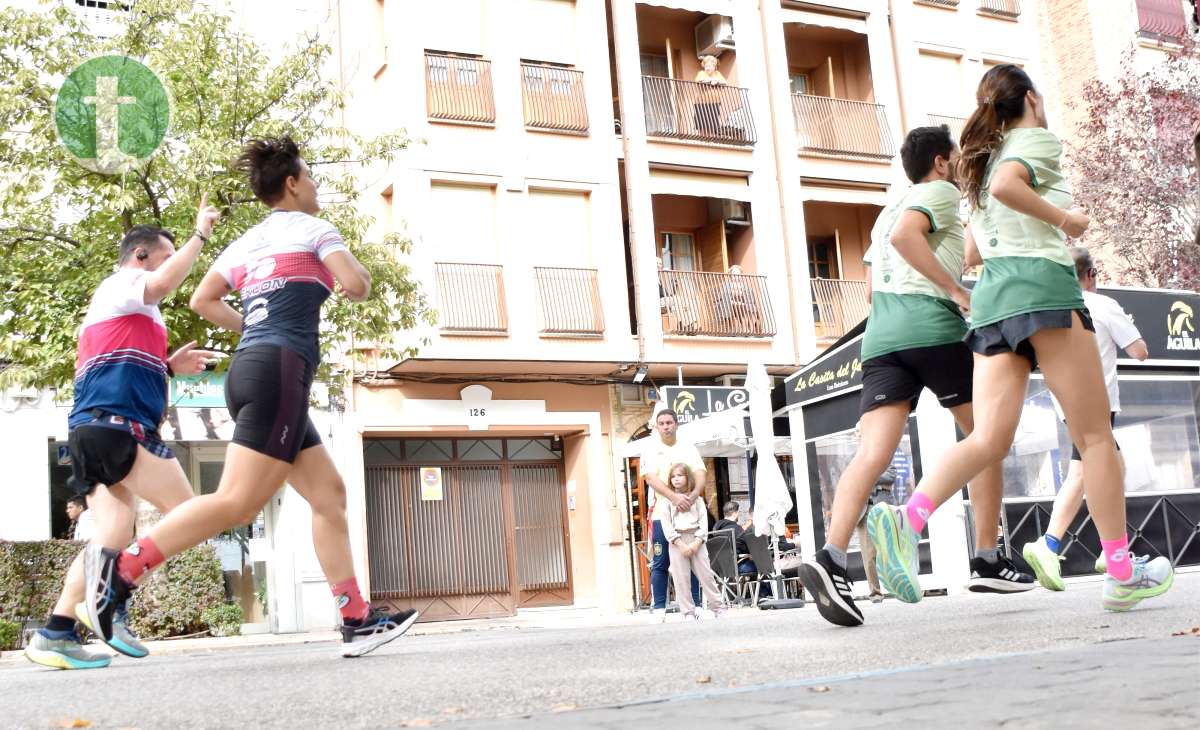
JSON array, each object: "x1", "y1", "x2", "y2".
[{"x1": 663, "y1": 463, "x2": 728, "y2": 619}]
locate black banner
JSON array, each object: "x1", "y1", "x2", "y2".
[
  {"x1": 660, "y1": 386, "x2": 749, "y2": 425},
  {"x1": 783, "y1": 287, "x2": 1199, "y2": 410},
  {"x1": 1101, "y1": 287, "x2": 1200, "y2": 361}
]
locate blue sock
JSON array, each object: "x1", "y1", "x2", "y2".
[
  {"x1": 1044, "y1": 534, "x2": 1061, "y2": 554},
  {"x1": 39, "y1": 627, "x2": 76, "y2": 640}
]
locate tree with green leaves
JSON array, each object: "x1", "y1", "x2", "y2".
[{"x1": 0, "y1": 0, "x2": 431, "y2": 391}]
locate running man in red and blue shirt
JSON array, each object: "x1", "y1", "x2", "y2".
[
  {"x1": 83, "y1": 136, "x2": 417, "y2": 659},
  {"x1": 25, "y1": 200, "x2": 222, "y2": 670}
]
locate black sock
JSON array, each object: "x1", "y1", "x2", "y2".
[{"x1": 45, "y1": 614, "x2": 76, "y2": 632}]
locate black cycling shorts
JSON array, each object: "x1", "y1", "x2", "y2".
[
  {"x1": 67, "y1": 414, "x2": 174, "y2": 496},
  {"x1": 225, "y1": 345, "x2": 321, "y2": 464},
  {"x1": 860, "y1": 342, "x2": 974, "y2": 415}
]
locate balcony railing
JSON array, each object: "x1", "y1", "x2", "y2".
[
  {"x1": 642, "y1": 76, "x2": 756, "y2": 146},
  {"x1": 434, "y1": 263, "x2": 507, "y2": 333},
  {"x1": 917, "y1": 0, "x2": 960, "y2": 6},
  {"x1": 928, "y1": 113, "x2": 967, "y2": 142},
  {"x1": 659, "y1": 270, "x2": 776, "y2": 338},
  {"x1": 792, "y1": 94, "x2": 896, "y2": 160},
  {"x1": 978, "y1": 0, "x2": 1020, "y2": 18},
  {"x1": 425, "y1": 52, "x2": 496, "y2": 124},
  {"x1": 534, "y1": 267, "x2": 604, "y2": 335},
  {"x1": 811, "y1": 278, "x2": 869, "y2": 339},
  {"x1": 522, "y1": 63, "x2": 589, "y2": 134}
]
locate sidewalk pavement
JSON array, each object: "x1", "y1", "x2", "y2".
[
  {"x1": 469, "y1": 635, "x2": 1200, "y2": 729},
  {"x1": 0, "y1": 604, "x2": 634, "y2": 662}
]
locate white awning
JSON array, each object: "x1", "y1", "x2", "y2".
[
  {"x1": 639, "y1": 0, "x2": 735, "y2": 17},
  {"x1": 623, "y1": 408, "x2": 790, "y2": 458},
  {"x1": 781, "y1": 8, "x2": 868, "y2": 35},
  {"x1": 649, "y1": 168, "x2": 753, "y2": 202},
  {"x1": 800, "y1": 184, "x2": 889, "y2": 206}
]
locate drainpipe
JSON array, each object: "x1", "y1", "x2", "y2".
[
  {"x1": 758, "y1": 1, "x2": 804, "y2": 367},
  {"x1": 610, "y1": 0, "x2": 648, "y2": 374},
  {"x1": 886, "y1": 0, "x2": 909, "y2": 134}
]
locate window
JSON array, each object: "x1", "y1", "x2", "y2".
[
  {"x1": 661, "y1": 232, "x2": 696, "y2": 271},
  {"x1": 808, "y1": 236, "x2": 839, "y2": 279},
  {"x1": 789, "y1": 71, "x2": 810, "y2": 95},
  {"x1": 640, "y1": 53, "x2": 669, "y2": 78},
  {"x1": 999, "y1": 379, "x2": 1200, "y2": 498},
  {"x1": 619, "y1": 384, "x2": 645, "y2": 404},
  {"x1": 523, "y1": 62, "x2": 575, "y2": 94},
  {"x1": 808, "y1": 426, "x2": 920, "y2": 549}
]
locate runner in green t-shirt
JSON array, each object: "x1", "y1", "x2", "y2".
[
  {"x1": 866, "y1": 64, "x2": 1174, "y2": 615},
  {"x1": 800, "y1": 125, "x2": 1033, "y2": 630}
]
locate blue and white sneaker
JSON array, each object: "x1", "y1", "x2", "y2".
[
  {"x1": 340, "y1": 607, "x2": 419, "y2": 657},
  {"x1": 83, "y1": 543, "x2": 131, "y2": 648},
  {"x1": 867, "y1": 503, "x2": 922, "y2": 604},
  {"x1": 76, "y1": 600, "x2": 147, "y2": 658},
  {"x1": 1102, "y1": 557, "x2": 1174, "y2": 612},
  {"x1": 23, "y1": 629, "x2": 111, "y2": 670}
]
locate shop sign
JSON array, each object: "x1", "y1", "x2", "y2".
[
  {"x1": 420, "y1": 467, "x2": 443, "y2": 501},
  {"x1": 660, "y1": 386, "x2": 749, "y2": 425},
  {"x1": 169, "y1": 373, "x2": 226, "y2": 408},
  {"x1": 785, "y1": 337, "x2": 864, "y2": 407}
]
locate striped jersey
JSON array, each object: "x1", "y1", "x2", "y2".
[
  {"x1": 211, "y1": 210, "x2": 349, "y2": 366},
  {"x1": 69, "y1": 268, "x2": 169, "y2": 430}
]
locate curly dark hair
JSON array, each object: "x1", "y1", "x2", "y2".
[{"x1": 235, "y1": 136, "x2": 304, "y2": 205}]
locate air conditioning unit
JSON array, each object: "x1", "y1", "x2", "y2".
[
  {"x1": 695, "y1": 15, "x2": 735, "y2": 57},
  {"x1": 722, "y1": 199, "x2": 750, "y2": 226}
]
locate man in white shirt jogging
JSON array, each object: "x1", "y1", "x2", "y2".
[{"x1": 1022, "y1": 248, "x2": 1149, "y2": 591}]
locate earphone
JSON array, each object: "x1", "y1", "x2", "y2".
[{"x1": 136, "y1": 249, "x2": 149, "y2": 261}]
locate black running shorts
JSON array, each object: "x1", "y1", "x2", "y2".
[
  {"x1": 964, "y1": 309, "x2": 1095, "y2": 371},
  {"x1": 225, "y1": 345, "x2": 321, "y2": 463},
  {"x1": 67, "y1": 414, "x2": 174, "y2": 496},
  {"x1": 859, "y1": 342, "x2": 974, "y2": 415},
  {"x1": 1067, "y1": 412, "x2": 1120, "y2": 461}
]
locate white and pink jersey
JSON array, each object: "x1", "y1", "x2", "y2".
[
  {"x1": 69, "y1": 269, "x2": 169, "y2": 430},
  {"x1": 211, "y1": 210, "x2": 348, "y2": 366}
]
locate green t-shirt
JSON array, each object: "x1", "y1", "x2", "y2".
[
  {"x1": 861, "y1": 180, "x2": 968, "y2": 362},
  {"x1": 968, "y1": 127, "x2": 1084, "y2": 326}
]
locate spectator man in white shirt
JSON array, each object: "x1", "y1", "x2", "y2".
[
  {"x1": 641, "y1": 408, "x2": 704, "y2": 619},
  {"x1": 1022, "y1": 248, "x2": 1150, "y2": 591},
  {"x1": 66, "y1": 496, "x2": 95, "y2": 542}
]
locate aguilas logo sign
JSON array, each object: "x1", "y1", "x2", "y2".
[{"x1": 1167, "y1": 301, "x2": 1198, "y2": 352}]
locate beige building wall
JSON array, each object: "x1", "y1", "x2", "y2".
[{"x1": 330, "y1": 0, "x2": 1161, "y2": 614}]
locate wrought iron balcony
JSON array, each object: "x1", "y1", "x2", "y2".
[
  {"x1": 642, "y1": 76, "x2": 756, "y2": 146},
  {"x1": 658, "y1": 270, "x2": 775, "y2": 338},
  {"x1": 793, "y1": 94, "x2": 896, "y2": 160},
  {"x1": 425, "y1": 52, "x2": 496, "y2": 124},
  {"x1": 522, "y1": 63, "x2": 589, "y2": 134},
  {"x1": 811, "y1": 277, "x2": 870, "y2": 339},
  {"x1": 534, "y1": 267, "x2": 604, "y2": 335},
  {"x1": 434, "y1": 263, "x2": 508, "y2": 333}
]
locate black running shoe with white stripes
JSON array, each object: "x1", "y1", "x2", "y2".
[
  {"x1": 967, "y1": 555, "x2": 1036, "y2": 593},
  {"x1": 799, "y1": 548, "x2": 864, "y2": 627},
  {"x1": 340, "y1": 607, "x2": 420, "y2": 657}
]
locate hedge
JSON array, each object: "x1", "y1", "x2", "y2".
[{"x1": 0, "y1": 540, "x2": 227, "y2": 643}]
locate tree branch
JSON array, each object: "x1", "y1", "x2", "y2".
[
  {"x1": 0, "y1": 226, "x2": 82, "y2": 248},
  {"x1": 138, "y1": 164, "x2": 162, "y2": 225}
]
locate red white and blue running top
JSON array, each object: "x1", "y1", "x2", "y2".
[
  {"x1": 69, "y1": 269, "x2": 169, "y2": 430},
  {"x1": 212, "y1": 210, "x2": 349, "y2": 367}
]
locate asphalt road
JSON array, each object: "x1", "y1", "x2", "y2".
[{"x1": 3, "y1": 573, "x2": 1198, "y2": 729}]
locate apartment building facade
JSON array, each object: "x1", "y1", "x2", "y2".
[{"x1": 327, "y1": 0, "x2": 1058, "y2": 620}]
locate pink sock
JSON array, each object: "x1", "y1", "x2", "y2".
[
  {"x1": 1101, "y1": 535, "x2": 1133, "y2": 582},
  {"x1": 905, "y1": 493, "x2": 935, "y2": 535},
  {"x1": 116, "y1": 536, "x2": 165, "y2": 586},
  {"x1": 331, "y1": 577, "x2": 370, "y2": 622}
]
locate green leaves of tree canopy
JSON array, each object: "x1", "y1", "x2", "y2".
[{"x1": 0, "y1": 0, "x2": 432, "y2": 391}]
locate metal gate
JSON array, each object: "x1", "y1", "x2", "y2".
[{"x1": 363, "y1": 438, "x2": 571, "y2": 621}]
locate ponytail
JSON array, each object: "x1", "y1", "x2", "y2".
[{"x1": 957, "y1": 64, "x2": 1036, "y2": 209}]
